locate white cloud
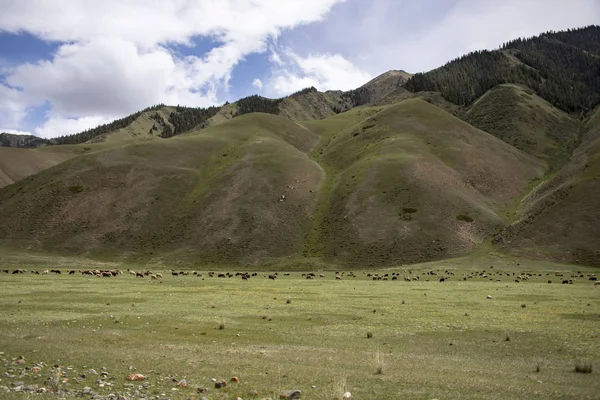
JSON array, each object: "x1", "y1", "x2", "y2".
[
  {"x1": 252, "y1": 78, "x2": 264, "y2": 90},
  {"x1": 268, "y1": 51, "x2": 372, "y2": 96},
  {"x1": 34, "y1": 115, "x2": 116, "y2": 139},
  {"x1": 0, "y1": 84, "x2": 40, "y2": 132},
  {"x1": 0, "y1": 0, "x2": 344, "y2": 137},
  {"x1": 307, "y1": 0, "x2": 600, "y2": 74}
]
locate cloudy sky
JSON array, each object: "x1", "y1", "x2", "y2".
[{"x1": 1, "y1": 0, "x2": 598, "y2": 138}]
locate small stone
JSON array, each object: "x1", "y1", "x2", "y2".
[
  {"x1": 215, "y1": 379, "x2": 226, "y2": 389},
  {"x1": 83, "y1": 386, "x2": 92, "y2": 394},
  {"x1": 486, "y1": 295, "x2": 492, "y2": 299},
  {"x1": 177, "y1": 379, "x2": 187, "y2": 387},
  {"x1": 231, "y1": 376, "x2": 239, "y2": 382},
  {"x1": 196, "y1": 387, "x2": 208, "y2": 393},
  {"x1": 88, "y1": 369, "x2": 98, "y2": 375},
  {"x1": 311, "y1": 385, "x2": 316, "y2": 389},
  {"x1": 280, "y1": 389, "x2": 301, "y2": 399},
  {"x1": 343, "y1": 392, "x2": 351, "y2": 399},
  {"x1": 11, "y1": 381, "x2": 25, "y2": 387},
  {"x1": 32, "y1": 366, "x2": 41, "y2": 373},
  {"x1": 127, "y1": 374, "x2": 145, "y2": 381}
]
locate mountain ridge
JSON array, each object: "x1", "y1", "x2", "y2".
[{"x1": 1, "y1": 26, "x2": 599, "y2": 267}]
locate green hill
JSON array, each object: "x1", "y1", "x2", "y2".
[
  {"x1": 494, "y1": 106, "x2": 600, "y2": 266},
  {"x1": 464, "y1": 84, "x2": 580, "y2": 169},
  {"x1": 305, "y1": 99, "x2": 545, "y2": 265},
  {"x1": 0, "y1": 101, "x2": 546, "y2": 266},
  {"x1": 0, "y1": 113, "x2": 324, "y2": 265},
  {"x1": 0, "y1": 147, "x2": 74, "y2": 188}
]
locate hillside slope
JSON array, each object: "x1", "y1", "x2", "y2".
[
  {"x1": 305, "y1": 99, "x2": 545, "y2": 265},
  {"x1": 494, "y1": 106, "x2": 600, "y2": 266},
  {"x1": 0, "y1": 148, "x2": 74, "y2": 188},
  {"x1": 464, "y1": 84, "x2": 580, "y2": 169},
  {"x1": 0, "y1": 113, "x2": 324, "y2": 265}
]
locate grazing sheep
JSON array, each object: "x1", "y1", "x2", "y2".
[
  {"x1": 156, "y1": 273, "x2": 163, "y2": 278},
  {"x1": 335, "y1": 276, "x2": 342, "y2": 280},
  {"x1": 129, "y1": 271, "x2": 136, "y2": 276},
  {"x1": 150, "y1": 274, "x2": 157, "y2": 280},
  {"x1": 268, "y1": 274, "x2": 277, "y2": 280}
]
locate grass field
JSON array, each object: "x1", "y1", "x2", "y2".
[{"x1": 0, "y1": 252, "x2": 598, "y2": 400}]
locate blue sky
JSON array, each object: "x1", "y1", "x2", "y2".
[{"x1": 0, "y1": 0, "x2": 598, "y2": 138}]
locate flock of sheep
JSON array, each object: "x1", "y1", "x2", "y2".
[{"x1": 2, "y1": 267, "x2": 598, "y2": 286}]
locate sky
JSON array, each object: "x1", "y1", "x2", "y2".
[{"x1": 0, "y1": 0, "x2": 599, "y2": 139}]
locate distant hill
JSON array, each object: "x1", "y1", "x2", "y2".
[{"x1": 0, "y1": 132, "x2": 52, "y2": 148}]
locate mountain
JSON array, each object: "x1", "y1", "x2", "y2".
[
  {"x1": 0, "y1": 71, "x2": 412, "y2": 150},
  {"x1": 494, "y1": 105, "x2": 600, "y2": 266},
  {"x1": 463, "y1": 84, "x2": 580, "y2": 169},
  {"x1": 0, "y1": 100, "x2": 545, "y2": 266},
  {"x1": 0, "y1": 26, "x2": 598, "y2": 267},
  {"x1": 304, "y1": 99, "x2": 544, "y2": 265},
  {"x1": 0, "y1": 132, "x2": 52, "y2": 148},
  {"x1": 0, "y1": 113, "x2": 323, "y2": 264},
  {"x1": 405, "y1": 25, "x2": 600, "y2": 113}
]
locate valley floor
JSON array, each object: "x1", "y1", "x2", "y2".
[{"x1": 0, "y1": 254, "x2": 598, "y2": 399}]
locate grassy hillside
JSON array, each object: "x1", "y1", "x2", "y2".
[
  {"x1": 0, "y1": 99, "x2": 555, "y2": 266},
  {"x1": 464, "y1": 84, "x2": 580, "y2": 169},
  {"x1": 495, "y1": 106, "x2": 600, "y2": 266},
  {"x1": 0, "y1": 113, "x2": 324, "y2": 265},
  {"x1": 0, "y1": 148, "x2": 74, "y2": 188},
  {"x1": 88, "y1": 106, "x2": 176, "y2": 144},
  {"x1": 304, "y1": 99, "x2": 545, "y2": 266}
]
